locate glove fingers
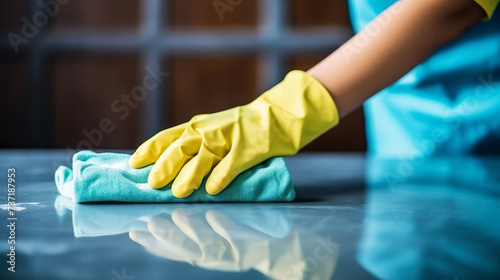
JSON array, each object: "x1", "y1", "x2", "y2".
[
  {"x1": 129, "y1": 122, "x2": 188, "y2": 169},
  {"x1": 147, "y1": 215, "x2": 201, "y2": 262},
  {"x1": 171, "y1": 208, "x2": 215, "y2": 242},
  {"x1": 171, "y1": 208, "x2": 228, "y2": 258},
  {"x1": 129, "y1": 230, "x2": 155, "y2": 248},
  {"x1": 205, "y1": 209, "x2": 259, "y2": 269},
  {"x1": 205, "y1": 209, "x2": 248, "y2": 246},
  {"x1": 171, "y1": 147, "x2": 222, "y2": 198},
  {"x1": 129, "y1": 230, "x2": 182, "y2": 260},
  {"x1": 205, "y1": 209, "x2": 246, "y2": 240},
  {"x1": 148, "y1": 130, "x2": 201, "y2": 188},
  {"x1": 205, "y1": 152, "x2": 249, "y2": 195}
]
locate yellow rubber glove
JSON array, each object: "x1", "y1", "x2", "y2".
[{"x1": 129, "y1": 70, "x2": 339, "y2": 198}]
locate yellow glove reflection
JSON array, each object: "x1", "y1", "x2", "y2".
[
  {"x1": 129, "y1": 208, "x2": 338, "y2": 280},
  {"x1": 129, "y1": 70, "x2": 338, "y2": 198}
]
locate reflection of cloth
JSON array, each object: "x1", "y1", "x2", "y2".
[
  {"x1": 349, "y1": 0, "x2": 500, "y2": 155},
  {"x1": 358, "y1": 156, "x2": 500, "y2": 279},
  {"x1": 55, "y1": 151, "x2": 295, "y2": 203},
  {"x1": 54, "y1": 196, "x2": 294, "y2": 238}
]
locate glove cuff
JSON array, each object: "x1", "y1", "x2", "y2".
[{"x1": 251, "y1": 70, "x2": 340, "y2": 152}]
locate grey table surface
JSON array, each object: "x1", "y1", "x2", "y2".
[{"x1": 1, "y1": 150, "x2": 500, "y2": 280}]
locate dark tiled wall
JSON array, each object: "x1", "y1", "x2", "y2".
[{"x1": 0, "y1": 0, "x2": 365, "y2": 151}]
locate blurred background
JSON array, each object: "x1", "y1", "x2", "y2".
[{"x1": 0, "y1": 0, "x2": 366, "y2": 151}]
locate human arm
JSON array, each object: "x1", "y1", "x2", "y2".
[{"x1": 308, "y1": 0, "x2": 487, "y2": 117}]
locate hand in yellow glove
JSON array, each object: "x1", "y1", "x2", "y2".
[{"x1": 129, "y1": 70, "x2": 339, "y2": 198}]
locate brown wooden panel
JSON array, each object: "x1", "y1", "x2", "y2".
[
  {"x1": 0, "y1": 0, "x2": 27, "y2": 37},
  {"x1": 0, "y1": 57, "x2": 28, "y2": 148},
  {"x1": 168, "y1": 55, "x2": 257, "y2": 125},
  {"x1": 290, "y1": 0, "x2": 350, "y2": 28},
  {"x1": 289, "y1": 55, "x2": 366, "y2": 151},
  {"x1": 169, "y1": 0, "x2": 257, "y2": 30},
  {"x1": 52, "y1": 56, "x2": 141, "y2": 149},
  {"x1": 50, "y1": 0, "x2": 139, "y2": 29}
]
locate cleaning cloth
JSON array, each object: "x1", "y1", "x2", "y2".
[{"x1": 55, "y1": 151, "x2": 295, "y2": 203}]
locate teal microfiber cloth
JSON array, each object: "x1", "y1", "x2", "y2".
[{"x1": 55, "y1": 151, "x2": 295, "y2": 203}]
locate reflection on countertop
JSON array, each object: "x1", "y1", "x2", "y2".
[
  {"x1": 56, "y1": 198, "x2": 338, "y2": 280},
  {"x1": 1, "y1": 151, "x2": 500, "y2": 279},
  {"x1": 359, "y1": 156, "x2": 500, "y2": 280}
]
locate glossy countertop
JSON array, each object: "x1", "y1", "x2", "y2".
[{"x1": 1, "y1": 150, "x2": 499, "y2": 280}]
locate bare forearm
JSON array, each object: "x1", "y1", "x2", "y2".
[{"x1": 307, "y1": 0, "x2": 485, "y2": 117}]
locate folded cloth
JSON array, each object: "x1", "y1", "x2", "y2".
[{"x1": 55, "y1": 151, "x2": 295, "y2": 203}]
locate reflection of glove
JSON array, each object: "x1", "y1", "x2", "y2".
[
  {"x1": 131, "y1": 208, "x2": 264, "y2": 271},
  {"x1": 129, "y1": 208, "x2": 338, "y2": 280},
  {"x1": 129, "y1": 70, "x2": 339, "y2": 198}
]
